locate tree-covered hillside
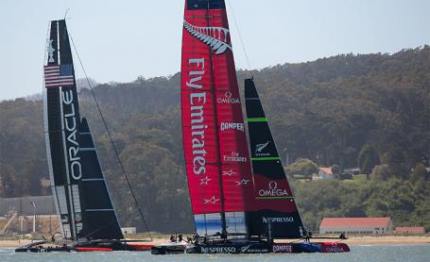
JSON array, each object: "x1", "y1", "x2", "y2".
[{"x1": 1, "y1": 47, "x2": 429, "y2": 232}]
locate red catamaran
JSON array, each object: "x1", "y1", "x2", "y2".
[{"x1": 152, "y1": 0, "x2": 349, "y2": 254}]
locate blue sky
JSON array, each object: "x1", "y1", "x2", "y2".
[{"x1": 0, "y1": 0, "x2": 429, "y2": 100}]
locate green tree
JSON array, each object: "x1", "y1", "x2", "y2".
[
  {"x1": 286, "y1": 159, "x2": 319, "y2": 179},
  {"x1": 411, "y1": 162, "x2": 428, "y2": 182},
  {"x1": 358, "y1": 144, "x2": 380, "y2": 178}
]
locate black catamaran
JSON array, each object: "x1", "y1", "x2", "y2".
[
  {"x1": 152, "y1": 0, "x2": 349, "y2": 254},
  {"x1": 44, "y1": 19, "x2": 123, "y2": 244},
  {"x1": 16, "y1": 19, "x2": 152, "y2": 253},
  {"x1": 244, "y1": 78, "x2": 349, "y2": 253}
]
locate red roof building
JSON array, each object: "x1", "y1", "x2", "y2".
[
  {"x1": 314, "y1": 167, "x2": 334, "y2": 180},
  {"x1": 394, "y1": 227, "x2": 426, "y2": 234},
  {"x1": 319, "y1": 217, "x2": 393, "y2": 235}
]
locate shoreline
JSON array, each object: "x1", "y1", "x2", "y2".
[{"x1": 0, "y1": 236, "x2": 428, "y2": 248}]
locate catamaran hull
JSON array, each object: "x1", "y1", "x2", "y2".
[
  {"x1": 15, "y1": 247, "x2": 72, "y2": 253},
  {"x1": 15, "y1": 242, "x2": 153, "y2": 253},
  {"x1": 187, "y1": 242, "x2": 349, "y2": 254},
  {"x1": 151, "y1": 241, "x2": 349, "y2": 255},
  {"x1": 15, "y1": 241, "x2": 72, "y2": 253},
  {"x1": 150, "y1": 243, "x2": 189, "y2": 255},
  {"x1": 74, "y1": 241, "x2": 154, "y2": 252}
]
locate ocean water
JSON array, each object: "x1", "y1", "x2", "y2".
[{"x1": 0, "y1": 245, "x2": 429, "y2": 262}]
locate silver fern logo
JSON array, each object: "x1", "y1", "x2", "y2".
[
  {"x1": 256, "y1": 141, "x2": 270, "y2": 153},
  {"x1": 184, "y1": 20, "x2": 232, "y2": 55}
]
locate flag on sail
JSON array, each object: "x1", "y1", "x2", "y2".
[{"x1": 44, "y1": 64, "x2": 74, "y2": 87}]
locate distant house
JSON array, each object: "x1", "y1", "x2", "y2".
[
  {"x1": 314, "y1": 167, "x2": 334, "y2": 180},
  {"x1": 319, "y1": 217, "x2": 393, "y2": 235},
  {"x1": 395, "y1": 227, "x2": 426, "y2": 235},
  {"x1": 343, "y1": 168, "x2": 360, "y2": 176},
  {"x1": 121, "y1": 227, "x2": 137, "y2": 235},
  {"x1": 40, "y1": 177, "x2": 51, "y2": 188}
]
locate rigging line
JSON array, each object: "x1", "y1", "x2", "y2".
[
  {"x1": 68, "y1": 31, "x2": 153, "y2": 241},
  {"x1": 64, "y1": 8, "x2": 70, "y2": 20},
  {"x1": 226, "y1": 0, "x2": 253, "y2": 74}
]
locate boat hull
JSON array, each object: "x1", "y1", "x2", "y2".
[
  {"x1": 15, "y1": 240, "x2": 153, "y2": 253},
  {"x1": 151, "y1": 243, "x2": 188, "y2": 255},
  {"x1": 74, "y1": 241, "x2": 153, "y2": 252},
  {"x1": 15, "y1": 243, "x2": 72, "y2": 253},
  {"x1": 151, "y1": 241, "x2": 349, "y2": 255}
]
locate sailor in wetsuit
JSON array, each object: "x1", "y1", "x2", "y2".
[
  {"x1": 170, "y1": 234, "x2": 176, "y2": 242},
  {"x1": 305, "y1": 230, "x2": 312, "y2": 242}
]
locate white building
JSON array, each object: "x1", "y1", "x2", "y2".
[{"x1": 121, "y1": 227, "x2": 137, "y2": 235}]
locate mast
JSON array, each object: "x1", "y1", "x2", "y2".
[
  {"x1": 244, "y1": 78, "x2": 305, "y2": 239},
  {"x1": 204, "y1": 0, "x2": 227, "y2": 237},
  {"x1": 181, "y1": 0, "x2": 254, "y2": 239}
]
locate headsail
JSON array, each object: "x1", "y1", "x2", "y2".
[
  {"x1": 43, "y1": 20, "x2": 123, "y2": 241},
  {"x1": 245, "y1": 78, "x2": 305, "y2": 238},
  {"x1": 78, "y1": 118, "x2": 123, "y2": 240},
  {"x1": 181, "y1": 0, "x2": 254, "y2": 237}
]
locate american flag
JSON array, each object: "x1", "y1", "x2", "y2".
[{"x1": 44, "y1": 64, "x2": 75, "y2": 87}]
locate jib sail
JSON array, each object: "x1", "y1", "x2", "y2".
[
  {"x1": 43, "y1": 20, "x2": 123, "y2": 241},
  {"x1": 181, "y1": 0, "x2": 254, "y2": 237},
  {"x1": 244, "y1": 78, "x2": 305, "y2": 238},
  {"x1": 78, "y1": 118, "x2": 123, "y2": 240}
]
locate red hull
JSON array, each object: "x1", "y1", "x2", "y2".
[
  {"x1": 75, "y1": 247, "x2": 113, "y2": 252},
  {"x1": 319, "y1": 242, "x2": 350, "y2": 253},
  {"x1": 126, "y1": 243, "x2": 154, "y2": 251},
  {"x1": 74, "y1": 243, "x2": 154, "y2": 252}
]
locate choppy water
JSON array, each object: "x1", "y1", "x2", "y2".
[{"x1": 1, "y1": 245, "x2": 429, "y2": 262}]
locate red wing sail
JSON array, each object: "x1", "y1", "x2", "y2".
[{"x1": 181, "y1": 0, "x2": 254, "y2": 237}]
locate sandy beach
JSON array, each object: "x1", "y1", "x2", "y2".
[
  {"x1": 0, "y1": 240, "x2": 32, "y2": 248},
  {"x1": 340, "y1": 235, "x2": 430, "y2": 245},
  {"x1": 0, "y1": 236, "x2": 428, "y2": 248}
]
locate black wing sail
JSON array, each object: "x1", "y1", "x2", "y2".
[
  {"x1": 44, "y1": 20, "x2": 83, "y2": 240},
  {"x1": 44, "y1": 20, "x2": 123, "y2": 241},
  {"x1": 244, "y1": 78, "x2": 305, "y2": 238},
  {"x1": 78, "y1": 118, "x2": 123, "y2": 240}
]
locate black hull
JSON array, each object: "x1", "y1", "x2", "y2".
[
  {"x1": 151, "y1": 243, "x2": 188, "y2": 255},
  {"x1": 152, "y1": 240, "x2": 350, "y2": 255},
  {"x1": 15, "y1": 240, "x2": 153, "y2": 253},
  {"x1": 15, "y1": 245, "x2": 72, "y2": 253}
]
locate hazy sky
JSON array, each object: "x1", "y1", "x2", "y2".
[{"x1": 0, "y1": 0, "x2": 429, "y2": 100}]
